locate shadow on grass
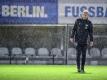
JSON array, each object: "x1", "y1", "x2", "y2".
[{"x1": 73, "y1": 72, "x2": 92, "y2": 74}]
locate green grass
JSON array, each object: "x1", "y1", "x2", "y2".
[{"x1": 0, "y1": 65, "x2": 107, "y2": 80}]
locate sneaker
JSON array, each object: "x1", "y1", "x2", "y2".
[
  {"x1": 78, "y1": 69, "x2": 81, "y2": 73},
  {"x1": 81, "y1": 69, "x2": 85, "y2": 73}
]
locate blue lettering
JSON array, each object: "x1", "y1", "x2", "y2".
[
  {"x1": 64, "y1": 6, "x2": 106, "y2": 17},
  {"x1": 65, "y1": 6, "x2": 71, "y2": 17},
  {"x1": 105, "y1": 8, "x2": 107, "y2": 17},
  {"x1": 88, "y1": 7, "x2": 95, "y2": 17},
  {"x1": 80, "y1": 6, "x2": 87, "y2": 13},
  {"x1": 72, "y1": 6, "x2": 79, "y2": 17},
  {"x1": 97, "y1": 7, "x2": 104, "y2": 17}
]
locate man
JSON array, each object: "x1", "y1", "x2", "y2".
[{"x1": 70, "y1": 9, "x2": 93, "y2": 73}]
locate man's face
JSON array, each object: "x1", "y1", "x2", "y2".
[{"x1": 82, "y1": 12, "x2": 88, "y2": 20}]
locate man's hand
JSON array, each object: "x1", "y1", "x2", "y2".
[
  {"x1": 90, "y1": 41, "x2": 93, "y2": 47},
  {"x1": 70, "y1": 38, "x2": 74, "y2": 43}
]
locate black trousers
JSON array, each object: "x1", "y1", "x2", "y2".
[{"x1": 76, "y1": 44, "x2": 87, "y2": 70}]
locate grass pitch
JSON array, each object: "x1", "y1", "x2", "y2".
[{"x1": 0, "y1": 65, "x2": 107, "y2": 80}]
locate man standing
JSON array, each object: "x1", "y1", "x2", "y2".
[{"x1": 70, "y1": 10, "x2": 93, "y2": 73}]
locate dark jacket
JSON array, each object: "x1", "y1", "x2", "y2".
[{"x1": 71, "y1": 18, "x2": 93, "y2": 44}]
